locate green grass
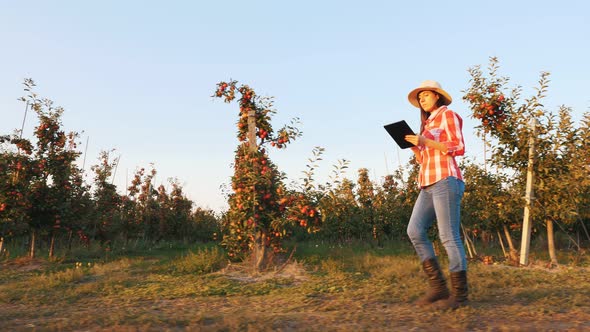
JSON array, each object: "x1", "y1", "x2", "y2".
[{"x1": 1, "y1": 241, "x2": 589, "y2": 331}]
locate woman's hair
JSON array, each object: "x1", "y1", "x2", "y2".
[{"x1": 419, "y1": 91, "x2": 446, "y2": 133}]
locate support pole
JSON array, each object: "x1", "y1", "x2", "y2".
[
  {"x1": 248, "y1": 110, "x2": 264, "y2": 271},
  {"x1": 519, "y1": 118, "x2": 537, "y2": 266},
  {"x1": 13, "y1": 102, "x2": 30, "y2": 184},
  {"x1": 497, "y1": 231, "x2": 507, "y2": 258},
  {"x1": 82, "y1": 136, "x2": 90, "y2": 173},
  {"x1": 247, "y1": 110, "x2": 257, "y2": 152},
  {"x1": 20, "y1": 101, "x2": 29, "y2": 139}
]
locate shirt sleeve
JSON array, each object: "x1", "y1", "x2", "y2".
[{"x1": 441, "y1": 110, "x2": 465, "y2": 156}]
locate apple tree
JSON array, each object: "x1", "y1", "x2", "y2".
[
  {"x1": 0, "y1": 134, "x2": 35, "y2": 254},
  {"x1": 19, "y1": 80, "x2": 86, "y2": 258},
  {"x1": 214, "y1": 80, "x2": 317, "y2": 270},
  {"x1": 90, "y1": 150, "x2": 122, "y2": 248},
  {"x1": 464, "y1": 57, "x2": 590, "y2": 263}
]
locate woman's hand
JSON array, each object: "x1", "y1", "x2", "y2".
[
  {"x1": 405, "y1": 134, "x2": 448, "y2": 154},
  {"x1": 405, "y1": 135, "x2": 423, "y2": 163},
  {"x1": 405, "y1": 134, "x2": 424, "y2": 147}
]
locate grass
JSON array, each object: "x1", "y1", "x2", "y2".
[
  {"x1": 1, "y1": 241, "x2": 589, "y2": 331},
  {"x1": 169, "y1": 246, "x2": 227, "y2": 275}
]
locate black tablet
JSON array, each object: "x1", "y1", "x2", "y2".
[{"x1": 384, "y1": 120, "x2": 416, "y2": 149}]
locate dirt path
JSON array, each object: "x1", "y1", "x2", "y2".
[
  {"x1": 2, "y1": 257, "x2": 589, "y2": 331},
  {"x1": 3, "y1": 293, "x2": 589, "y2": 331}
]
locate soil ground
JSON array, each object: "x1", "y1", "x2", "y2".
[{"x1": 1, "y1": 252, "x2": 589, "y2": 331}]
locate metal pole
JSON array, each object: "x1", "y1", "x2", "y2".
[
  {"x1": 81, "y1": 136, "x2": 90, "y2": 173},
  {"x1": 519, "y1": 118, "x2": 537, "y2": 266},
  {"x1": 125, "y1": 168, "x2": 129, "y2": 196},
  {"x1": 112, "y1": 155, "x2": 121, "y2": 185},
  {"x1": 20, "y1": 101, "x2": 29, "y2": 139},
  {"x1": 13, "y1": 102, "x2": 30, "y2": 183}
]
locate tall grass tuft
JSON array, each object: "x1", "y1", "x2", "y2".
[
  {"x1": 31, "y1": 263, "x2": 88, "y2": 288},
  {"x1": 170, "y1": 246, "x2": 227, "y2": 275}
]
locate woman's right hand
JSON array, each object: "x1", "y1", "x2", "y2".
[{"x1": 405, "y1": 134, "x2": 423, "y2": 147}]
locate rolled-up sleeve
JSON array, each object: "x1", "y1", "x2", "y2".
[{"x1": 442, "y1": 110, "x2": 465, "y2": 156}]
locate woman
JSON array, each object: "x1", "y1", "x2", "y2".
[{"x1": 404, "y1": 80, "x2": 468, "y2": 310}]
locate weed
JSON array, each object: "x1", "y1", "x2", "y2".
[{"x1": 169, "y1": 246, "x2": 227, "y2": 275}]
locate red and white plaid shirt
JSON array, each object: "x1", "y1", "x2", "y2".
[{"x1": 417, "y1": 106, "x2": 465, "y2": 188}]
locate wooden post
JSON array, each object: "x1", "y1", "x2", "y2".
[
  {"x1": 519, "y1": 118, "x2": 537, "y2": 266},
  {"x1": 49, "y1": 233, "x2": 55, "y2": 259},
  {"x1": 247, "y1": 110, "x2": 257, "y2": 153},
  {"x1": 248, "y1": 110, "x2": 265, "y2": 271},
  {"x1": 30, "y1": 229, "x2": 36, "y2": 259},
  {"x1": 483, "y1": 134, "x2": 487, "y2": 174},
  {"x1": 497, "y1": 231, "x2": 507, "y2": 258},
  {"x1": 462, "y1": 225, "x2": 474, "y2": 259}
]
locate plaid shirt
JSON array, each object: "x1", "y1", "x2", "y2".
[{"x1": 417, "y1": 106, "x2": 465, "y2": 187}]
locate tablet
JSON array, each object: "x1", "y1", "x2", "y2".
[{"x1": 384, "y1": 120, "x2": 416, "y2": 149}]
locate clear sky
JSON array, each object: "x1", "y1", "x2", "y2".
[{"x1": 1, "y1": 1, "x2": 589, "y2": 212}]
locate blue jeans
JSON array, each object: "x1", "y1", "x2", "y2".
[{"x1": 407, "y1": 176, "x2": 467, "y2": 272}]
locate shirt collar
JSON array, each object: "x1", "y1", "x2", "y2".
[{"x1": 426, "y1": 105, "x2": 447, "y2": 124}]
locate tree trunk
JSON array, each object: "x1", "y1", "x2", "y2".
[
  {"x1": 254, "y1": 231, "x2": 267, "y2": 272},
  {"x1": 547, "y1": 219, "x2": 558, "y2": 266},
  {"x1": 29, "y1": 230, "x2": 36, "y2": 259},
  {"x1": 0, "y1": 237, "x2": 3, "y2": 256},
  {"x1": 67, "y1": 229, "x2": 73, "y2": 254}
]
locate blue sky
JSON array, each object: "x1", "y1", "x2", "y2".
[{"x1": 1, "y1": 1, "x2": 589, "y2": 212}]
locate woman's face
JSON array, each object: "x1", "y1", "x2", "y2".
[{"x1": 418, "y1": 90, "x2": 440, "y2": 112}]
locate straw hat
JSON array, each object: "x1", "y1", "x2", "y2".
[{"x1": 407, "y1": 80, "x2": 452, "y2": 108}]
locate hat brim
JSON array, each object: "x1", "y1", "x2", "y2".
[{"x1": 408, "y1": 87, "x2": 452, "y2": 109}]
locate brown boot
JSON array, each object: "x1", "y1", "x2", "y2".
[
  {"x1": 434, "y1": 270, "x2": 468, "y2": 310},
  {"x1": 414, "y1": 258, "x2": 449, "y2": 306}
]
